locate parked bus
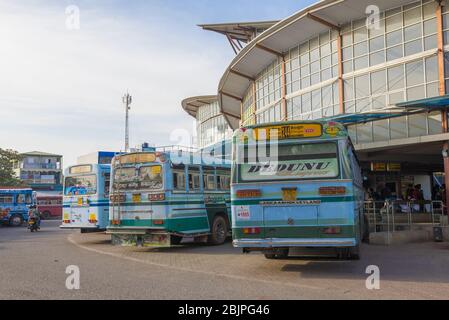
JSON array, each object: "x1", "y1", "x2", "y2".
[
  {"x1": 37, "y1": 195, "x2": 62, "y2": 219},
  {"x1": 107, "y1": 149, "x2": 231, "y2": 247},
  {"x1": 60, "y1": 164, "x2": 111, "y2": 232},
  {"x1": 231, "y1": 121, "x2": 364, "y2": 260},
  {"x1": 0, "y1": 188, "x2": 35, "y2": 226}
]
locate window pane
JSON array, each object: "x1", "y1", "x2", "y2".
[
  {"x1": 373, "y1": 95, "x2": 387, "y2": 109},
  {"x1": 428, "y1": 111, "x2": 442, "y2": 135},
  {"x1": 373, "y1": 120, "x2": 390, "y2": 142},
  {"x1": 370, "y1": 51, "x2": 385, "y2": 66},
  {"x1": 354, "y1": 41, "x2": 368, "y2": 57},
  {"x1": 427, "y1": 82, "x2": 439, "y2": 97},
  {"x1": 342, "y1": 47, "x2": 352, "y2": 60},
  {"x1": 354, "y1": 27, "x2": 367, "y2": 43},
  {"x1": 390, "y1": 116, "x2": 407, "y2": 139},
  {"x1": 404, "y1": 23, "x2": 422, "y2": 42},
  {"x1": 386, "y1": 30, "x2": 403, "y2": 47},
  {"x1": 357, "y1": 123, "x2": 373, "y2": 143},
  {"x1": 404, "y1": 7, "x2": 421, "y2": 26},
  {"x1": 356, "y1": 97, "x2": 371, "y2": 113},
  {"x1": 424, "y1": 34, "x2": 437, "y2": 50},
  {"x1": 388, "y1": 65, "x2": 404, "y2": 90},
  {"x1": 387, "y1": 45, "x2": 403, "y2": 61},
  {"x1": 355, "y1": 74, "x2": 370, "y2": 98},
  {"x1": 354, "y1": 56, "x2": 368, "y2": 70},
  {"x1": 386, "y1": 14, "x2": 402, "y2": 32},
  {"x1": 371, "y1": 70, "x2": 386, "y2": 95},
  {"x1": 404, "y1": 39, "x2": 422, "y2": 56},
  {"x1": 370, "y1": 36, "x2": 385, "y2": 51},
  {"x1": 424, "y1": 18, "x2": 437, "y2": 36},
  {"x1": 406, "y1": 60, "x2": 424, "y2": 86},
  {"x1": 344, "y1": 78, "x2": 354, "y2": 101},
  {"x1": 408, "y1": 114, "x2": 427, "y2": 137},
  {"x1": 407, "y1": 85, "x2": 425, "y2": 100},
  {"x1": 425, "y1": 56, "x2": 438, "y2": 82}
]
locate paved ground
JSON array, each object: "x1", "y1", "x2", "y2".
[{"x1": 1, "y1": 220, "x2": 449, "y2": 299}]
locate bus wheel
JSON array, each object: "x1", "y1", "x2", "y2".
[
  {"x1": 349, "y1": 245, "x2": 361, "y2": 260},
  {"x1": 264, "y1": 253, "x2": 277, "y2": 259},
  {"x1": 208, "y1": 215, "x2": 228, "y2": 245},
  {"x1": 264, "y1": 248, "x2": 289, "y2": 260},
  {"x1": 9, "y1": 215, "x2": 23, "y2": 227},
  {"x1": 170, "y1": 235, "x2": 183, "y2": 245}
]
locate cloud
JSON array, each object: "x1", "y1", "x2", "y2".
[{"x1": 0, "y1": 0, "x2": 230, "y2": 166}]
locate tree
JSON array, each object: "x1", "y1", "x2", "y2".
[{"x1": 0, "y1": 148, "x2": 23, "y2": 186}]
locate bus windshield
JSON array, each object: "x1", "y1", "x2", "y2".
[
  {"x1": 114, "y1": 165, "x2": 163, "y2": 190},
  {"x1": 238, "y1": 142, "x2": 339, "y2": 182},
  {"x1": 64, "y1": 175, "x2": 97, "y2": 195}
]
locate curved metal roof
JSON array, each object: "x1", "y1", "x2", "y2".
[
  {"x1": 218, "y1": 0, "x2": 419, "y2": 129},
  {"x1": 181, "y1": 95, "x2": 218, "y2": 118}
]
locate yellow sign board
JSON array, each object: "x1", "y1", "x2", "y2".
[
  {"x1": 387, "y1": 163, "x2": 401, "y2": 172},
  {"x1": 70, "y1": 165, "x2": 92, "y2": 174},
  {"x1": 151, "y1": 166, "x2": 162, "y2": 175},
  {"x1": 118, "y1": 153, "x2": 156, "y2": 164},
  {"x1": 132, "y1": 194, "x2": 141, "y2": 203},
  {"x1": 371, "y1": 163, "x2": 387, "y2": 172},
  {"x1": 253, "y1": 124, "x2": 322, "y2": 141},
  {"x1": 77, "y1": 198, "x2": 83, "y2": 206}
]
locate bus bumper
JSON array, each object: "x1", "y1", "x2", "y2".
[
  {"x1": 107, "y1": 229, "x2": 170, "y2": 247},
  {"x1": 60, "y1": 225, "x2": 101, "y2": 230},
  {"x1": 233, "y1": 238, "x2": 357, "y2": 248}
]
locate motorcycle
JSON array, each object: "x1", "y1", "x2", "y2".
[{"x1": 28, "y1": 217, "x2": 40, "y2": 232}]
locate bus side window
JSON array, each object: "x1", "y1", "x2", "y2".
[
  {"x1": 188, "y1": 166, "x2": 201, "y2": 191},
  {"x1": 203, "y1": 167, "x2": 216, "y2": 190},
  {"x1": 173, "y1": 171, "x2": 186, "y2": 191},
  {"x1": 104, "y1": 173, "x2": 111, "y2": 196},
  {"x1": 25, "y1": 194, "x2": 32, "y2": 204},
  {"x1": 217, "y1": 175, "x2": 230, "y2": 190},
  {"x1": 16, "y1": 194, "x2": 25, "y2": 204},
  {"x1": 0, "y1": 196, "x2": 13, "y2": 204}
]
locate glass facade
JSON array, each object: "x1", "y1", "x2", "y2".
[
  {"x1": 240, "y1": 0, "x2": 445, "y2": 146},
  {"x1": 196, "y1": 101, "x2": 233, "y2": 148}
]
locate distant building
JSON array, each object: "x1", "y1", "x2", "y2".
[{"x1": 14, "y1": 151, "x2": 63, "y2": 192}]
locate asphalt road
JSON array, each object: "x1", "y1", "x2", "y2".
[{"x1": 0, "y1": 220, "x2": 449, "y2": 300}]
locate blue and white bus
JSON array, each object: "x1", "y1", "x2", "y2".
[
  {"x1": 0, "y1": 188, "x2": 35, "y2": 226},
  {"x1": 231, "y1": 121, "x2": 364, "y2": 260},
  {"x1": 60, "y1": 164, "x2": 111, "y2": 232}
]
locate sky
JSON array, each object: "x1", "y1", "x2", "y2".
[{"x1": 0, "y1": 0, "x2": 315, "y2": 167}]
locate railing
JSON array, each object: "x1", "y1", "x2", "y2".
[
  {"x1": 364, "y1": 200, "x2": 446, "y2": 235},
  {"x1": 21, "y1": 164, "x2": 61, "y2": 170},
  {"x1": 156, "y1": 145, "x2": 198, "y2": 153}
]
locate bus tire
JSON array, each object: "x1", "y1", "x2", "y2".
[
  {"x1": 170, "y1": 235, "x2": 183, "y2": 245},
  {"x1": 264, "y1": 248, "x2": 289, "y2": 260},
  {"x1": 208, "y1": 215, "x2": 228, "y2": 246},
  {"x1": 9, "y1": 214, "x2": 23, "y2": 227},
  {"x1": 349, "y1": 245, "x2": 361, "y2": 260},
  {"x1": 264, "y1": 253, "x2": 277, "y2": 259}
]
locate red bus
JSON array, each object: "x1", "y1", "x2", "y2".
[{"x1": 36, "y1": 195, "x2": 62, "y2": 219}]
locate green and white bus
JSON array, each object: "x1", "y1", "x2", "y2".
[
  {"x1": 231, "y1": 121, "x2": 364, "y2": 260},
  {"x1": 107, "y1": 148, "x2": 232, "y2": 247}
]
